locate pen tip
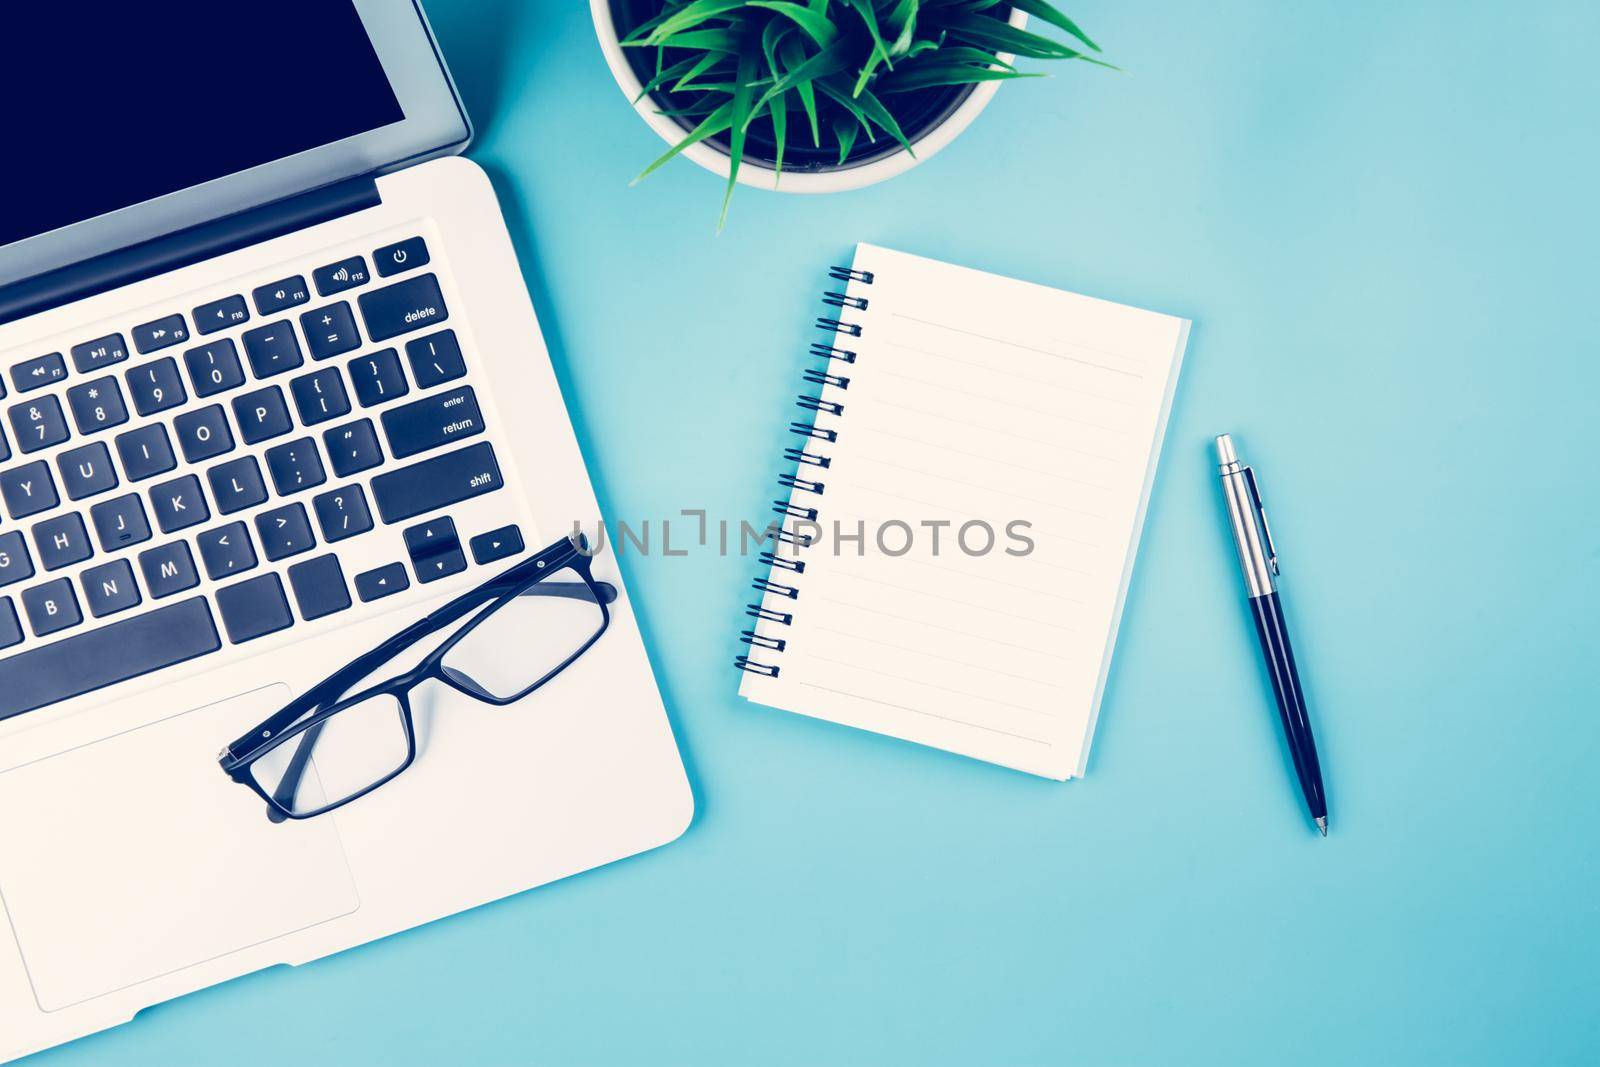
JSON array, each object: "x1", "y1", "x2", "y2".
[{"x1": 1316, "y1": 817, "x2": 1328, "y2": 837}]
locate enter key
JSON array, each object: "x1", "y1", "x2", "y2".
[{"x1": 380, "y1": 386, "x2": 485, "y2": 459}]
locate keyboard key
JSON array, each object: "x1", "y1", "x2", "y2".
[
  {"x1": 70, "y1": 334, "x2": 129, "y2": 374},
  {"x1": 33, "y1": 513, "x2": 92, "y2": 570},
  {"x1": 288, "y1": 554, "x2": 351, "y2": 621},
  {"x1": 0, "y1": 427, "x2": 9, "y2": 463},
  {"x1": 255, "y1": 502, "x2": 315, "y2": 561},
  {"x1": 216, "y1": 571, "x2": 293, "y2": 644},
  {"x1": 371, "y1": 442, "x2": 503, "y2": 525},
  {"x1": 265, "y1": 437, "x2": 326, "y2": 495},
  {"x1": 404, "y1": 518, "x2": 466, "y2": 583},
  {"x1": 360, "y1": 273, "x2": 448, "y2": 343},
  {"x1": 58, "y1": 441, "x2": 118, "y2": 500},
  {"x1": 355, "y1": 562, "x2": 409, "y2": 602},
  {"x1": 348, "y1": 348, "x2": 408, "y2": 407},
  {"x1": 241, "y1": 321, "x2": 303, "y2": 378},
  {"x1": 0, "y1": 461, "x2": 59, "y2": 519},
  {"x1": 197, "y1": 522, "x2": 258, "y2": 580},
  {"x1": 403, "y1": 330, "x2": 466, "y2": 389},
  {"x1": 11, "y1": 353, "x2": 67, "y2": 393},
  {"x1": 115, "y1": 423, "x2": 178, "y2": 481},
  {"x1": 126, "y1": 357, "x2": 187, "y2": 416},
  {"x1": 174, "y1": 404, "x2": 234, "y2": 462},
  {"x1": 374, "y1": 236, "x2": 430, "y2": 278},
  {"x1": 313, "y1": 255, "x2": 370, "y2": 296},
  {"x1": 470, "y1": 524, "x2": 524, "y2": 565},
  {"x1": 233, "y1": 386, "x2": 292, "y2": 444},
  {"x1": 323, "y1": 419, "x2": 383, "y2": 477},
  {"x1": 81, "y1": 559, "x2": 141, "y2": 618},
  {"x1": 66, "y1": 376, "x2": 129, "y2": 435},
  {"x1": 300, "y1": 302, "x2": 361, "y2": 361},
  {"x1": 381, "y1": 386, "x2": 484, "y2": 460},
  {"x1": 0, "y1": 532, "x2": 35, "y2": 588},
  {"x1": 9, "y1": 394, "x2": 70, "y2": 453},
  {"x1": 403, "y1": 517, "x2": 456, "y2": 557},
  {"x1": 194, "y1": 294, "x2": 249, "y2": 335},
  {"x1": 23, "y1": 578, "x2": 81, "y2": 637},
  {"x1": 139, "y1": 541, "x2": 199, "y2": 598},
  {"x1": 90, "y1": 494, "x2": 152, "y2": 552},
  {"x1": 132, "y1": 314, "x2": 189, "y2": 354},
  {"x1": 312, "y1": 484, "x2": 373, "y2": 542},
  {"x1": 0, "y1": 599, "x2": 20, "y2": 650},
  {"x1": 253, "y1": 275, "x2": 310, "y2": 315},
  {"x1": 290, "y1": 367, "x2": 351, "y2": 425},
  {"x1": 184, "y1": 338, "x2": 246, "y2": 396},
  {"x1": 0, "y1": 597, "x2": 219, "y2": 721},
  {"x1": 207, "y1": 455, "x2": 269, "y2": 514},
  {"x1": 150, "y1": 474, "x2": 209, "y2": 533}
]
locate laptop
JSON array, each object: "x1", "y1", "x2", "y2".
[{"x1": 0, "y1": 3, "x2": 692, "y2": 1059}]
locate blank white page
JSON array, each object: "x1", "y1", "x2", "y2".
[{"x1": 739, "y1": 244, "x2": 1190, "y2": 779}]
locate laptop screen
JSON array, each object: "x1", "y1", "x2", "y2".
[{"x1": 2, "y1": 1, "x2": 405, "y2": 249}]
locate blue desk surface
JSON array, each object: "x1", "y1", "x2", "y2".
[{"x1": 39, "y1": 2, "x2": 1600, "y2": 1064}]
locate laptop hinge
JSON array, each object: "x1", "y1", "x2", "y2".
[{"x1": 0, "y1": 177, "x2": 381, "y2": 327}]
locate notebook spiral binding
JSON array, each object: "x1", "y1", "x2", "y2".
[{"x1": 736, "y1": 264, "x2": 874, "y2": 679}]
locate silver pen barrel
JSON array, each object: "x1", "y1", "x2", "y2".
[{"x1": 1216, "y1": 434, "x2": 1277, "y2": 599}]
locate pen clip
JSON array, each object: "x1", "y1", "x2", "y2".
[{"x1": 1242, "y1": 466, "x2": 1279, "y2": 575}]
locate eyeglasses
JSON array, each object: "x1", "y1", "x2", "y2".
[{"x1": 219, "y1": 533, "x2": 617, "y2": 821}]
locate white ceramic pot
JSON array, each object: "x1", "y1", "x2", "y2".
[{"x1": 591, "y1": 0, "x2": 1027, "y2": 194}]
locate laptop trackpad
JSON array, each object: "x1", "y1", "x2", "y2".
[{"x1": 0, "y1": 685, "x2": 359, "y2": 1011}]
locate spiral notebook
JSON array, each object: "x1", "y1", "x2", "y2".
[{"x1": 736, "y1": 244, "x2": 1191, "y2": 779}]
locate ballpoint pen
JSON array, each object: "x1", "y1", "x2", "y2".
[{"x1": 1214, "y1": 434, "x2": 1328, "y2": 836}]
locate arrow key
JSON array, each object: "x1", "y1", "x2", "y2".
[
  {"x1": 469, "y1": 524, "x2": 523, "y2": 565},
  {"x1": 355, "y1": 562, "x2": 410, "y2": 603},
  {"x1": 403, "y1": 516, "x2": 466, "y2": 583}
]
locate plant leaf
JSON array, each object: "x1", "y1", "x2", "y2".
[
  {"x1": 633, "y1": 55, "x2": 701, "y2": 103},
  {"x1": 720, "y1": 45, "x2": 761, "y2": 230},
  {"x1": 940, "y1": 14, "x2": 1092, "y2": 61},
  {"x1": 845, "y1": 0, "x2": 894, "y2": 70},
  {"x1": 645, "y1": 26, "x2": 743, "y2": 52},
  {"x1": 760, "y1": 19, "x2": 793, "y2": 81},
  {"x1": 1004, "y1": 0, "x2": 1100, "y2": 52},
  {"x1": 620, "y1": 4, "x2": 680, "y2": 45},
  {"x1": 877, "y1": 64, "x2": 1041, "y2": 93},
  {"x1": 832, "y1": 115, "x2": 858, "y2": 165},
  {"x1": 635, "y1": 0, "x2": 749, "y2": 45},
  {"x1": 769, "y1": 94, "x2": 788, "y2": 184},
  {"x1": 748, "y1": 1, "x2": 839, "y2": 48},
  {"x1": 747, "y1": 37, "x2": 851, "y2": 125},
  {"x1": 631, "y1": 100, "x2": 734, "y2": 185},
  {"x1": 887, "y1": 0, "x2": 920, "y2": 57},
  {"x1": 815, "y1": 78, "x2": 876, "y2": 142},
  {"x1": 852, "y1": 49, "x2": 886, "y2": 98},
  {"x1": 778, "y1": 35, "x2": 822, "y2": 146},
  {"x1": 845, "y1": 84, "x2": 914, "y2": 156}
]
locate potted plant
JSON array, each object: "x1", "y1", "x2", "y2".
[{"x1": 592, "y1": 0, "x2": 1106, "y2": 223}]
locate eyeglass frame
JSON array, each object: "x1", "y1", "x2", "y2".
[{"x1": 218, "y1": 533, "x2": 617, "y2": 821}]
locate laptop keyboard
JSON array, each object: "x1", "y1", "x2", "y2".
[{"x1": 0, "y1": 234, "x2": 523, "y2": 723}]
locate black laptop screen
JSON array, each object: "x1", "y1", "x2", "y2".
[{"x1": 0, "y1": 1, "x2": 405, "y2": 248}]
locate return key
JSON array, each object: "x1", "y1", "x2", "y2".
[{"x1": 381, "y1": 386, "x2": 485, "y2": 459}]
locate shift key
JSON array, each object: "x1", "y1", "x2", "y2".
[{"x1": 371, "y1": 441, "x2": 502, "y2": 524}]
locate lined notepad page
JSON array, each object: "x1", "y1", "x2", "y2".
[{"x1": 740, "y1": 244, "x2": 1190, "y2": 779}]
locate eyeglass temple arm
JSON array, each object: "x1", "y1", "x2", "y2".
[{"x1": 260, "y1": 579, "x2": 619, "y2": 818}]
